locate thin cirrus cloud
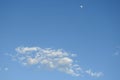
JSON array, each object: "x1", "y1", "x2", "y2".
[
  {"x1": 85, "y1": 69, "x2": 103, "y2": 77},
  {"x1": 11, "y1": 46, "x2": 103, "y2": 77}
]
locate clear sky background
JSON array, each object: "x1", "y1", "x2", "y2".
[{"x1": 0, "y1": 0, "x2": 120, "y2": 80}]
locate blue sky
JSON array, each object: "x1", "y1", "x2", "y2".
[{"x1": 0, "y1": 0, "x2": 120, "y2": 80}]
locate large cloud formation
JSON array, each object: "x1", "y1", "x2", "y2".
[
  {"x1": 11, "y1": 46, "x2": 103, "y2": 77},
  {"x1": 14, "y1": 47, "x2": 81, "y2": 76}
]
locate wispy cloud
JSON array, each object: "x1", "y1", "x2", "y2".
[
  {"x1": 10, "y1": 46, "x2": 103, "y2": 77},
  {"x1": 85, "y1": 69, "x2": 103, "y2": 77}
]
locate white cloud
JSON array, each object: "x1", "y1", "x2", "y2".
[
  {"x1": 15, "y1": 47, "x2": 40, "y2": 54},
  {"x1": 13, "y1": 47, "x2": 81, "y2": 76},
  {"x1": 85, "y1": 69, "x2": 103, "y2": 77},
  {"x1": 27, "y1": 57, "x2": 39, "y2": 65},
  {"x1": 11, "y1": 46, "x2": 103, "y2": 77},
  {"x1": 58, "y1": 57, "x2": 73, "y2": 65}
]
